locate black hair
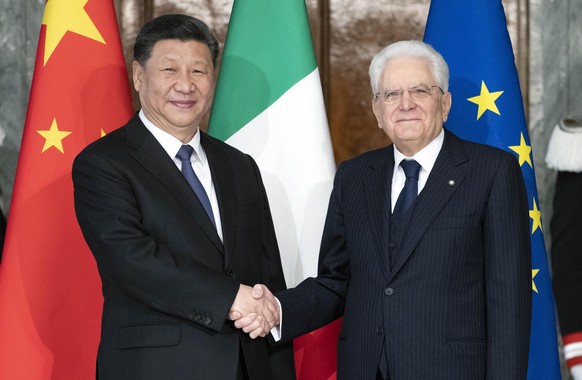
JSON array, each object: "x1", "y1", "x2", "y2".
[{"x1": 133, "y1": 14, "x2": 219, "y2": 67}]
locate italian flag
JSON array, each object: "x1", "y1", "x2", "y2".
[{"x1": 208, "y1": 0, "x2": 340, "y2": 378}]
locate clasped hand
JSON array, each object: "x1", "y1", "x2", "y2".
[{"x1": 229, "y1": 284, "x2": 278, "y2": 339}]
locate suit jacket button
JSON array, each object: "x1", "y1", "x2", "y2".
[
  {"x1": 203, "y1": 317, "x2": 212, "y2": 325},
  {"x1": 227, "y1": 272, "x2": 235, "y2": 279},
  {"x1": 188, "y1": 312, "x2": 197, "y2": 320},
  {"x1": 388, "y1": 242, "x2": 395, "y2": 248},
  {"x1": 384, "y1": 287, "x2": 394, "y2": 296},
  {"x1": 376, "y1": 326, "x2": 384, "y2": 335}
]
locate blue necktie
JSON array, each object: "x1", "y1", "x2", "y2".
[
  {"x1": 392, "y1": 159, "x2": 421, "y2": 222},
  {"x1": 176, "y1": 145, "x2": 215, "y2": 226}
]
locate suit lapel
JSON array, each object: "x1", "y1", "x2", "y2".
[
  {"x1": 200, "y1": 133, "x2": 237, "y2": 267},
  {"x1": 388, "y1": 131, "x2": 468, "y2": 279},
  {"x1": 125, "y1": 116, "x2": 224, "y2": 253},
  {"x1": 363, "y1": 147, "x2": 394, "y2": 280}
]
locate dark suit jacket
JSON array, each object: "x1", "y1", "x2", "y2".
[
  {"x1": 73, "y1": 114, "x2": 295, "y2": 380},
  {"x1": 551, "y1": 171, "x2": 582, "y2": 336},
  {"x1": 278, "y1": 130, "x2": 531, "y2": 379}
]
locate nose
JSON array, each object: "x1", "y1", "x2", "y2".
[
  {"x1": 174, "y1": 72, "x2": 195, "y2": 93},
  {"x1": 399, "y1": 90, "x2": 416, "y2": 110}
]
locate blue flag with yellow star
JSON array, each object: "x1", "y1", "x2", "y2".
[{"x1": 424, "y1": 0, "x2": 561, "y2": 379}]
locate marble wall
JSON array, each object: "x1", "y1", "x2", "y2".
[
  {"x1": 529, "y1": 0, "x2": 582, "y2": 246},
  {"x1": 0, "y1": 0, "x2": 43, "y2": 213}
]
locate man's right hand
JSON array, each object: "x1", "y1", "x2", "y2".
[{"x1": 229, "y1": 284, "x2": 279, "y2": 339}]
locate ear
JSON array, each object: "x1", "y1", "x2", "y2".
[
  {"x1": 372, "y1": 98, "x2": 383, "y2": 129},
  {"x1": 441, "y1": 91, "x2": 452, "y2": 122},
  {"x1": 132, "y1": 61, "x2": 143, "y2": 92}
]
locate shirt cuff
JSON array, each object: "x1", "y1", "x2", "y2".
[{"x1": 270, "y1": 297, "x2": 282, "y2": 342}]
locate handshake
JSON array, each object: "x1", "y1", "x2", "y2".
[{"x1": 229, "y1": 284, "x2": 279, "y2": 339}]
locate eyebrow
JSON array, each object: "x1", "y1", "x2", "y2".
[
  {"x1": 157, "y1": 56, "x2": 211, "y2": 67},
  {"x1": 384, "y1": 83, "x2": 430, "y2": 89}
]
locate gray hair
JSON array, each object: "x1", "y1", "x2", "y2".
[{"x1": 368, "y1": 40, "x2": 449, "y2": 95}]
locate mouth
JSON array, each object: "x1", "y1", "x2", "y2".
[
  {"x1": 170, "y1": 100, "x2": 196, "y2": 108},
  {"x1": 395, "y1": 118, "x2": 421, "y2": 123}
]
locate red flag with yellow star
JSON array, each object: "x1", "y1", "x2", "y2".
[{"x1": 0, "y1": 0, "x2": 132, "y2": 378}]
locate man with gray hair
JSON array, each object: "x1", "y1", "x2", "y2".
[{"x1": 240, "y1": 40, "x2": 532, "y2": 379}]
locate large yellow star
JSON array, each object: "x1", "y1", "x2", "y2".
[
  {"x1": 42, "y1": 0, "x2": 105, "y2": 65},
  {"x1": 37, "y1": 119, "x2": 72, "y2": 153},
  {"x1": 509, "y1": 132, "x2": 533, "y2": 168},
  {"x1": 529, "y1": 198, "x2": 543, "y2": 234},
  {"x1": 467, "y1": 81, "x2": 504, "y2": 120},
  {"x1": 532, "y1": 269, "x2": 539, "y2": 293}
]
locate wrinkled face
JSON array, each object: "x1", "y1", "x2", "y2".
[
  {"x1": 372, "y1": 57, "x2": 451, "y2": 156},
  {"x1": 133, "y1": 39, "x2": 215, "y2": 141}
]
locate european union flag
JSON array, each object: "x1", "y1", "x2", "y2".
[{"x1": 424, "y1": 1, "x2": 561, "y2": 379}]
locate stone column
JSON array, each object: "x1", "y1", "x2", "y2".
[{"x1": 0, "y1": 0, "x2": 43, "y2": 213}]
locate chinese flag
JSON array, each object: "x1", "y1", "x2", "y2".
[{"x1": 0, "y1": 0, "x2": 133, "y2": 378}]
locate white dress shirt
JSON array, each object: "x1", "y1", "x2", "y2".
[
  {"x1": 139, "y1": 110, "x2": 223, "y2": 241},
  {"x1": 391, "y1": 129, "x2": 445, "y2": 211}
]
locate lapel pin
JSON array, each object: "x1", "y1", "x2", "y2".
[{"x1": 448, "y1": 179, "x2": 455, "y2": 187}]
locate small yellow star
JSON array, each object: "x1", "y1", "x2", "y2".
[
  {"x1": 37, "y1": 118, "x2": 72, "y2": 153},
  {"x1": 529, "y1": 198, "x2": 543, "y2": 234},
  {"x1": 467, "y1": 81, "x2": 504, "y2": 120},
  {"x1": 532, "y1": 269, "x2": 540, "y2": 293},
  {"x1": 509, "y1": 132, "x2": 533, "y2": 168},
  {"x1": 101, "y1": 129, "x2": 107, "y2": 137},
  {"x1": 42, "y1": 0, "x2": 105, "y2": 65}
]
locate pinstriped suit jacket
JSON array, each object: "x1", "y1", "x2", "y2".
[{"x1": 278, "y1": 130, "x2": 531, "y2": 379}]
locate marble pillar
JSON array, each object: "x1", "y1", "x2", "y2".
[
  {"x1": 529, "y1": 0, "x2": 565, "y2": 244},
  {"x1": 0, "y1": 0, "x2": 43, "y2": 213}
]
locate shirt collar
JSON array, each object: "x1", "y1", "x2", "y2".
[
  {"x1": 393, "y1": 128, "x2": 444, "y2": 173},
  {"x1": 138, "y1": 110, "x2": 205, "y2": 163}
]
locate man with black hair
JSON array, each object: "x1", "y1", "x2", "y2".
[{"x1": 73, "y1": 14, "x2": 294, "y2": 380}]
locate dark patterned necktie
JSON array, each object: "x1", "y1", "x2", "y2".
[
  {"x1": 176, "y1": 145, "x2": 215, "y2": 226},
  {"x1": 392, "y1": 159, "x2": 421, "y2": 222}
]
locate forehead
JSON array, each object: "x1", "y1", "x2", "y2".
[
  {"x1": 380, "y1": 57, "x2": 435, "y2": 88},
  {"x1": 150, "y1": 39, "x2": 212, "y2": 63}
]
